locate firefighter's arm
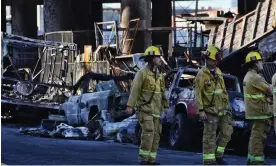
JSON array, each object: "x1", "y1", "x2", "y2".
[
  {"x1": 195, "y1": 74, "x2": 204, "y2": 115},
  {"x1": 252, "y1": 75, "x2": 273, "y2": 96},
  {"x1": 161, "y1": 77, "x2": 169, "y2": 110},
  {"x1": 216, "y1": 68, "x2": 230, "y2": 109},
  {"x1": 127, "y1": 71, "x2": 144, "y2": 107},
  {"x1": 222, "y1": 77, "x2": 231, "y2": 110}
]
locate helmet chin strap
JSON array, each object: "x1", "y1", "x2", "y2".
[
  {"x1": 255, "y1": 64, "x2": 263, "y2": 73},
  {"x1": 206, "y1": 60, "x2": 216, "y2": 70},
  {"x1": 147, "y1": 63, "x2": 157, "y2": 72},
  {"x1": 251, "y1": 62, "x2": 260, "y2": 73}
]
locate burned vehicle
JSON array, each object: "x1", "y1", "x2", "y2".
[
  {"x1": 1, "y1": 33, "x2": 78, "y2": 121},
  {"x1": 164, "y1": 67, "x2": 248, "y2": 151},
  {"x1": 54, "y1": 71, "x2": 137, "y2": 142},
  {"x1": 60, "y1": 72, "x2": 134, "y2": 126}
]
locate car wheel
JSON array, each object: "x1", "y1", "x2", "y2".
[{"x1": 169, "y1": 113, "x2": 194, "y2": 150}]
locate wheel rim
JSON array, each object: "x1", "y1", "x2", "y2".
[{"x1": 171, "y1": 119, "x2": 180, "y2": 143}]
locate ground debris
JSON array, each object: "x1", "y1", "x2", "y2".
[
  {"x1": 18, "y1": 110, "x2": 139, "y2": 143},
  {"x1": 101, "y1": 110, "x2": 138, "y2": 143},
  {"x1": 19, "y1": 127, "x2": 51, "y2": 137},
  {"x1": 19, "y1": 123, "x2": 94, "y2": 140}
]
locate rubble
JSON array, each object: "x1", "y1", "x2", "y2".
[
  {"x1": 19, "y1": 110, "x2": 139, "y2": 144},
  {"x1": 49, "y1": 123, "x2": 91, "y2": 139},
  {"x1": 101, "y1": 110, "x2": 138, "y2": 143},
  {"x1": 19, "y1": 127, "x2": 51, "y2": 137},
  {"x1": 19, "y1": 123, "x2": 94, "y2": 140}
]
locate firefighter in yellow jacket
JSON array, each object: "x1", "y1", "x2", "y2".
[
  {"x1": 126, "y1": 46, "x2": 169, "y2": 165},
  {"x1": 272, "y1": 73, "x2": 276, "y2": 135},
  {"x1": 243, "y1": 51, "x2": 273, "y2": 165},
  {"x1": 195, "y1": 45, "x2": 233, "y2": 165}
]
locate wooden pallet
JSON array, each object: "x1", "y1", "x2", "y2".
[{"x1": 208, "y1": 0, "x2": 276, "y2": 59}]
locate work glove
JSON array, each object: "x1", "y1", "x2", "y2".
[
  {"x1": 160, "y1": 111, "x2": 167, "y2": 123},
  {"x1": 228, "y1": 106, "x2": 232, "y2": 113},
  {"x1": 125, "y1": 106, "x2": 133, "y2": 115},
  {"x1": 199, "y1": 111, "x2": 207, "y2": 121},
  {"x1": 163, "y1": 108, "x2": 169, "y2": 114}
]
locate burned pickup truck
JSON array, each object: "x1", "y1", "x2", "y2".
[
  {"x1": 60, "y1": 72, "x2": 134, "y2": 126},
  {"x1": 164, "y1": 67, "x2": 248, "y2": 151}
]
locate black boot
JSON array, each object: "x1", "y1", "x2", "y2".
[
  {"x1": 246, "y1": 161, "x2": 266, "y2": 165},
  {"x1": 203, "y1": 161, "x2": 217, "y2": 165},
  {"x1": 140, "y1": 161, "x2": 148, "y2": 165},
  {"x1": 264, "y1": 161, "x2": 270, "y2": 165},
  {"x1": 216, "y1": 158, "x2": 228, "y2": 165},
  {"x1": 148, "y1": 162, "x2": 160, "y2": 165},
  {"x1": 255, "y1": 161, "x2": 269, "y2": 165}
]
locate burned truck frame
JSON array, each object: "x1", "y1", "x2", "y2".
[{"x1": 1, "y1": 33, "x2": 78, "y2": 119}]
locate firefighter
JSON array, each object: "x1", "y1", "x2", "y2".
[
  {"x1": 195, "y1": 45, "x2": 233, "y2": 165},
  {"x1": 272, "y1": 73, "x2": 276, "y2": 135},
  {"x1": 126, "y1": 46, "x2": 169, "y2": 165},
  {"x1": 243, "y1": 51, "x2": 273, "y2": 165}
]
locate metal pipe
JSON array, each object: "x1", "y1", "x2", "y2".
[
  {"x1": 173, "y1": 0, "x2": 177, "y2": 46},
  {"x1": 194, "y1": 0, "x2": 199, "y2": 47}
]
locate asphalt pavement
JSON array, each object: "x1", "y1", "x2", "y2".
[{"x1": 1, "y1": 125, "x2": 276, "y2": 165}]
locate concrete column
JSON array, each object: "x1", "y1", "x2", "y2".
[
  {"x1": 44, "y1": 0, "x2": 102, "y2": 51},
  {"x1": 43, "y1": 0, "x2": 72, "y2": 33},
  {"x1": 121, "y1": 0, "x2": 151, "y2": 54},
  {"x1": 45, "y1": 0, "x2": 102, "y2": 32},
  {"x1": 1, "y1": 0, "x2": 6, "y2": 32},
  {"x1": 10, "y1": 0, "x2": 38, "y2": 71},
  {"x1": 70, "y1": 0, "x2": 102, "y2": 52},
  {"x1": 11, "y1": 0, "x2": 37, "y2": 38},
  {"x1": 70, "y1": 0, "x2": 102, "y2": 31},
  {"x1": 152, "y1": 0, "x2": 172, "y2": 58}
]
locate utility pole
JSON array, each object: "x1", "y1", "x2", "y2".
[
  {"x1": 194, "y1": 0, "x2": 198, "y2": 47},
  {"x1": 173, "y1": 0, "x2": 176, "y2": 47}
]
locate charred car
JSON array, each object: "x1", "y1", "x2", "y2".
[
  {"x1": 60, "y1": 72, "x2": 134, "y2": 126},
  {"x1": 164, "y1": 67, "x2": 248, "y2": 151}
]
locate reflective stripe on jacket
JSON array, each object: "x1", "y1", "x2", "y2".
[
  {"x1": 127, "y1": 65, "x2": 168, "y2": 117},
  {"x1": 195, "y1": 66, "x2": 230, "y2": 115},
  {"x1": 243, "y1": 69, "x2": 273, "y2": 119}
]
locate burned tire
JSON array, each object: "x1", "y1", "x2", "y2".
[{"x1": 169, "y1": 113, "x2": 194, "y2": 150}]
